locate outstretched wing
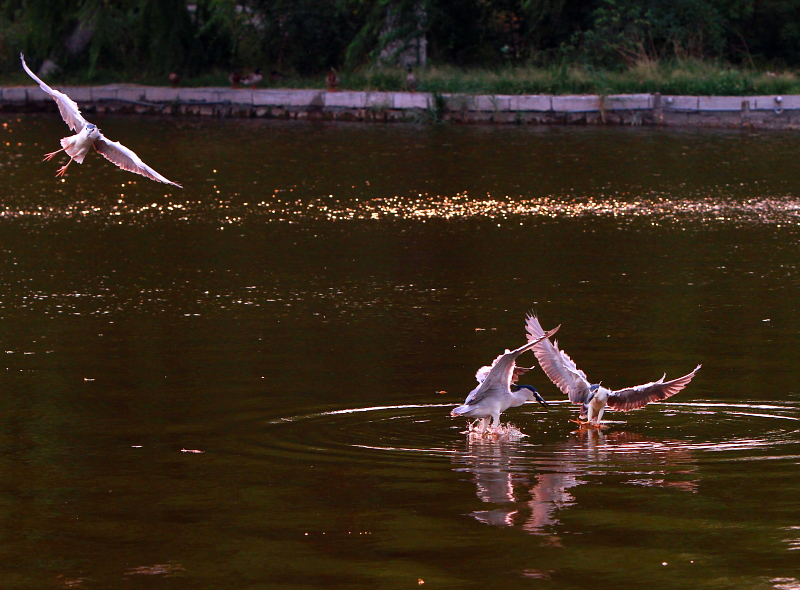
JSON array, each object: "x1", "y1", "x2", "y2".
[
  {"x1": 475, "y1": 357, "x2": 533, "y2": 384},
  {"x1": 464, "y1": 325, "x2": 560, "y2": 406},
  {"x1": 607, "y1": 364, "x2": 701, "y2": 411},
  {"x1": 20, "y1": 53, "x2": 87, "y2": 133},
  {"x1": 525, "y1": 313, "x2": 591, "y2": 405},
  {"x1": 93, "y1": 135, "x2": 182, "y2": 187}
]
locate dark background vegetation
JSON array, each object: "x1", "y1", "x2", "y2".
[{"x1": 2, "y1": 0, "x2": 800, "y2": 82}]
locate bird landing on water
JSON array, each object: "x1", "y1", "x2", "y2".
[
  {"x1": 451, "y1": 323, "x2": 560, "y2": 437},
  {"x1": 525, "y1": 313, "x2": 701, "y2": 428}
]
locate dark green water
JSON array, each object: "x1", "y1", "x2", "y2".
[{"x1": 1, "y1": 114, "x2": 799, "y2": 589}]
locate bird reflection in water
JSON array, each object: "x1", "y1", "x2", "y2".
[
  {"x1": 452, "y1": 429, "x2": 698, "y2": 539},
  {"x1": 453, "y1": 433, "x2": 580, "y2": 544}
]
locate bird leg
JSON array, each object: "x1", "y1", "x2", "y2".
[
  {"x1": 44, "y1": 147, "x2": 75, "y2": 176},
  {"x1": 464, "y1": 418, "x2": 486, "y2": 435},
  {"x1": 479, "y1": 418, "x2": 491, "y2": 435},
  {"x1": 487, "y1": 415, "x2": 504, "y2": 436},
  {"x1": 43, "y1": 148, "x2": 65, "y2": 162},
  {"x1": 570, "y1": 419, "x2": 608, "y2": 431},
  {"x1": 54, "y1": 158, "x2": 74, "y2": 177},
  {"x1": 569, "y1": 418, "x2": 594, "y2": 430}
]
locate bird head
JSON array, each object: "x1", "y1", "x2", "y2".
[
  {"x1": 84, "y1": 123, "x2": 99, "y2": 138},
  {"x1": 511, "y1": 384, "x2": 549, "y2": 408}
]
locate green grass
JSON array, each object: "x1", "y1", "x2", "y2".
[
  {"x1": 5, "y1": 58, "x2": 800, "y2": 96},
  {"x1": 361, "y1": 60, "x2": 800, "y2": 96}
]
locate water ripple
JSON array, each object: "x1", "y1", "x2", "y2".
[{"x1": 257, "y1": 400, "x2": 800, "y2": 466}]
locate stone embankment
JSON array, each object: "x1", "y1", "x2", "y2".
[{"x1": 3, "y1": 84, "x2": 800, "y2": 128}]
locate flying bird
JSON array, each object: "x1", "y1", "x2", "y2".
[
  {"x1": 451, "y1": 324, "x2": 561, "y2": 435},
  {"x1": 20, "y1": 54, "x2": 181, "y2": 187},
  {"x1": 525, "y1": 313, "x2": 700, "y2": 427}
]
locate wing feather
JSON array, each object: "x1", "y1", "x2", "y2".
[
  {"x1": 475, "y1": 357, "x2": 533, "y2": 384},
  {"x1": 20, "y1": 53, "x2": 87, "y2": 133},
  {"x1": 93, "y1": 135, "x2": 182, "y2": 187},
  {"x1": 606, "y1": 364, "x2": 701, "y2": 411},
  {"x1": 525, "y1": 313, "x2": 591, "y2": 404},
  {"x1": 464, "y1": 325, "x2": 560, "y2": 406}
]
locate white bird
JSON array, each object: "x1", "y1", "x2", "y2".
[
  {"x1": 20, "y1": 54, "x2": 181, "y2": 188},
  {"x1": 525, "y1": 313, "x2": 701, "y2": 427},
  {"x1": 451, "y1": 324, "x2": 561, "y2": 435}
]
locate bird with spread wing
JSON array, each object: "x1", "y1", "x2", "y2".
[
  {"x1": 451, "y1": 323, "x2": 560, "y2": 435},
  {"x1": 21, "y1": 54, "x2": 181, "y2": 187},
  {"x1": 525, "y1": 313, "x2": 700, "y2": 428}
]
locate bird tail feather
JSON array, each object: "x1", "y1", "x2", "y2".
[{"x1": 450, "y1": 405, "x2": 469, "y2": 417}]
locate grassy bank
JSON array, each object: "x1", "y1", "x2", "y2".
[
  {"x1": 5, "y1": 59, "x2": 800, "y2": 96},
  {"x1": 346, "y1": 60, "x2": 800, "y2": 96}
]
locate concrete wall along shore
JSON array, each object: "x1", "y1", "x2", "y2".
[{"x1": 3, "y1": 83, "x2": 800, "y2": 128}]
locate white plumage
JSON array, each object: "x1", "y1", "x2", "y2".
[
  {"x1": 21, "y1": 54, "x2": 181, "y2": 188},
  {"x1": 451, "y1": 323, "x2": 560, "y2": 434},
  {"x1": 525, "y1": 313, "x2": 701, "y2": 427}
]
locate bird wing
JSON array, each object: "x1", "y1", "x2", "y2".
[
  {"x1": 464, "y1": 325, "x2": 560, "y2": 406},
  {"x1": 475, "y1": 357, "x2": 532, "y2": 384},
  {"x1": 93, "y1": 135, "x2": 182, "y2": 187},
  {"x1": 474, "y1": 364, "x2": 492, "y2": 383},
  {"x1": 525, "y1": 313, "x2": 591, "y2": 404},
  {"x1": 606, "y1": 364, "x2": 701, "y2": 411},
  {"x1": 20, "y1": 53, "x2": 87, "y2": 133},
  {"x1": 512, "y1": 365, "x2": 534, "y2": 384}
]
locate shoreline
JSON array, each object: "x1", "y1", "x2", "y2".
[{"x1": 3, "y1": 85, "x2": 800, "y2": 128}]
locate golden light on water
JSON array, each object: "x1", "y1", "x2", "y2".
[
  {"x1": 0, "y1": 189, "x2": 799, "y2": 226},
  {"x1": 324, "y1": 191, "x2": 800, "y2": 223}
]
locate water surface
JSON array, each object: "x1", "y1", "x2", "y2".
[{"x1": 1, "y1": 115, "x2": 799, "y2": 589}]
